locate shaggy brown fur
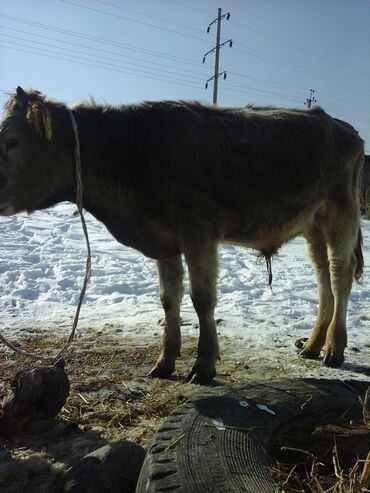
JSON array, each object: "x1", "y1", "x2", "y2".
[{"x1": 0, "y1": 87, "x2": 364, "y2": 383}]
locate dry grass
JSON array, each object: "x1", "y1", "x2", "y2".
[
  {"x1": 1, "y1": 326, "x2": 259, "y2": 492},
  {"x1": 1, "y1": 332, "x2": 208, "y2": 444},
  {"x1": 271, "y1": 387, "x2": 370, "y2": 493},
  {"x1": 1, "y1": 325, "x2": 369, "y2": 492},
  {"x1": 0, "y1": 330, "x2": 206, "y2": 492},
  {"x1": 271, "y1": 446, "x2": 370, "y2": 492}
]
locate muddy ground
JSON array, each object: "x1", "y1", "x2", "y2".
[{"x1": 1, "y1": 322, "x2": 370, "y2": 492}]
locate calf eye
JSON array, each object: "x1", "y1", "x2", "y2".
[{"x1": 5, "y1": 138, "x2": 19, "y2": 152}]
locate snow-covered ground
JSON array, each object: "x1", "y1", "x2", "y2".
[{"x1": 0, "y1": 203, "x2": 369, "y2": 377}]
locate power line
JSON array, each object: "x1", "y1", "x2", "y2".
[
  {"x1": 229, "y1": 20, "x2": 370, "y2": 80},
  {"x1": 0, "y1": 14, "x2": 209, "y2": 69},
  {"x1": 160, "y1": 0, "x2": 213, "y2": 17},
  {"x1": 232, "y1": 45, "x2": 370, "y2": 97},
  {"x1": 0, "y1": 37, "x2": 299, "y2": 105},
  {"x1": 64, "y1": 0, "x2": 370, "y2": 97},
  {"x1": 58, "y1": 0, "x2": 213, "y2": 45},
  {"x1": 3, "y1": 11, "x2": 369, "y2": 107},
  {"x1": 0, "y1": 20, "x2": 324, "y2": 104},
  {"x1": 224, "y1": 76, "x2": 307, "y2": 101},
  {"x1": 218, "y1": 89, "x2": 301, "y2": 108},
  {"x1": 0, "y1": 43, "x2": 205, "y2": 93},
  {"x1": 0, "y1": 22, "x2": 310, "y2": 100},
  {"x1": 0, "y1": 40, "x2": 306, "y2": 107},
  {"x1": 1, "y1": 35, "x2": 368, "y2": 124},
  {"x1": 224, "y1": 81, "x2": 370, "y2": 121},
  {"x1": 317, "y1": 89, "x2": 370, "y2": 116},
  {"x1": 161, "y1": 0, "x2": 370, "y2": 79},
  {"x1": 228, "y1": 70, "x2": 309, "y2": 93},
  {"x1": 0, "y1": 30, "x2": 210, "y2": 80},
  {"x1": 0, "y1": 35, "x2": 206, "y2": 85},
  {"x1": 0, "y1": 11, "x2": 368, "y2": 132},
  {"x1": 0, "y1": 38, "x2": 206, "y2": 87},
  {"x1": 92, "y1": 0, "x2": 204, "y2": 34},
  {"x1": 222, "y1": 84, "x2": 304, "y2": 105},
  {"x1": 322, "y1": 102, "x2": 370, "y2": 126}
]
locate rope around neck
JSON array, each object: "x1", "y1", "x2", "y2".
[{"x1": 0, "y1": 109, "x2": 91, "y2": 362}]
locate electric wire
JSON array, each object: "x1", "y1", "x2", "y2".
[
  {"x1": 0, "y1": 7, "x2": 369, "y2": 137},
  {"x1": 0, "y1": 26, "x2": 213, "y2": 77},
  {"x1": 232, "y1": 46, "x2": 370, "y2": 97},
  {"x1": 0, "y1": 14, "x2": 206, "y2": 69},
  {"x1": 58, "y1": 0, "x2": 213, "y2": 45},
  {"x1": 162, "y1": 0, "x2": 370, "y2": 79},
  {"x1": 61, "y1": 0, "x2": 370, "y2": 96},
  {"x1": 0, "y1": 33, "x2": 207, "y2": 83},
  {"x1": 93, "y1": 0, "x2": 205, "y2": 34},
  {"x1": 0, "y1": 43, "x2": 204, "y2": 93}
]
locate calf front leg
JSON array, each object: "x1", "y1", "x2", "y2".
[
  {"x1": 149, "y1": 255, "x2": 184, "y2": 378},
  {"x1": 184, "y1": 244, "x2": 219, "y2": 384}
]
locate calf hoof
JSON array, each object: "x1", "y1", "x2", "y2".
[
  {"x1": 148, "y1": 364, "x2": 174, "y2": 379},
  {"x1": 297, "y1": 347, "x2": 321, "y2": 360},
  {"x1": 185, "y1": 364, "x2": 216, "y2": 385},
  {"x1": 322, "y1": 352, "x2": 344, "y2": 368},
  {"x1": 294, "y1": 337, "x2": 308, "y2": 350},
  {"x1": 296, "y1": 338, "x2": 321, "y2": 360}
]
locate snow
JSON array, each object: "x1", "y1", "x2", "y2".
[{"x1": 0, "y1": 203, "x2": 369, "y2": 377}]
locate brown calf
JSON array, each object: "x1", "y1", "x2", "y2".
[{"x1": 0, "y1": 87, "x2": 364, "y2": 383}]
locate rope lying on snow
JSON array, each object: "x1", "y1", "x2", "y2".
[{"x1": 0, "y1": 109, "x2": 91, "y2": 362}]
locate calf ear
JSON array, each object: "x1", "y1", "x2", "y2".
[
  {"x1": 15, "y1": 87, "x2": 53, "y2": 141},
  {"x1": 16, "y1": 86, "x2": 28, "y2": 105},
  {"x1": 26, "y1": 103, "x2": 53, "y2": 142}
]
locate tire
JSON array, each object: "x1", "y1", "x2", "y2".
[{"x1": 136, "y1": 378, "x2": 369, "y2": 493}]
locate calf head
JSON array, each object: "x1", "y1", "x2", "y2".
[{"x1": 0, "y1": 86, "x2": 74, "y2": 216}]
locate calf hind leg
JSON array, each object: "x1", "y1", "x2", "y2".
[
  {"x1": 299, "y1": 228, "x2": 334, "y2": 359},
  {"x1": 149, "y1": 255, "x2": 184, "y2": 378},
  {"x1": 323, "y1": 215, "x2": 360, "y2": 367}
]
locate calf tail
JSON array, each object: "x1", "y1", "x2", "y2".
[{"x1": 354, "y1": 227, "x2": 364, "y2": 282}]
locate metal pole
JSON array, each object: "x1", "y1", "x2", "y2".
[
  {"x1": 305, "y1": 89, "x2": 316, "y2": 108},
  {"x1": 213, "y1": 7, "x2": 222, "y2": 105}
]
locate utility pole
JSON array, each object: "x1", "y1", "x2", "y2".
[
  {"x1": 305, "y1": 88, "x2": 317, "y2": 108},
  {"x1": 203, "y1": 8, "x2": 232, "y2": 105},
  {"x1": 213, "y1": 8, "x2": 222, "y2": 105}
]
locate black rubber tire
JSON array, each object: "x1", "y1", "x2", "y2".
[{"x1": 136, "y1": 378, "x2": 369, "y2": 493}]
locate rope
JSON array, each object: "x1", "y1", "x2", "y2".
[{"x1": 0, "y1": 109, "x2": 91, "y2": 362}]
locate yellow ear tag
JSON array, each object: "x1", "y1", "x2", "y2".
[{"x1": 43, "y1": 114, "x2": 53, "y2": 141}]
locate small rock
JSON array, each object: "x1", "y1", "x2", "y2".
[
  {"x1": 0, "y1": 360, "x2": 69, "y2": 437},
  {"x1": 61, "y1": 440, "x2": 146, "y2": 493}
]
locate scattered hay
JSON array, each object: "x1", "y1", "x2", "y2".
[
  {"x1": 270, "y1": 396, "x2": 370, "y2": 493},
  {"x1": 1, "y1": 325, "x2": 369, "y2": 492},
  {"x1": 0, "y1": 327, "x2": 248, "y2": 492}
]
